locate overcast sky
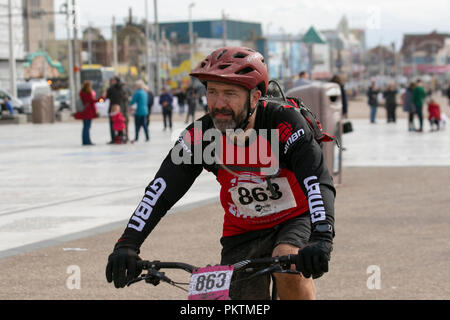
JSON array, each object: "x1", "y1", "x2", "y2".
[{"x1": 54, "y1": 0, "x2": 450, "y2": 48}]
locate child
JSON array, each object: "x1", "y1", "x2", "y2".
[
  {"x1": 110, "y1": 104, "x2": 126, "y2": 143},
  {"x1": 427, "y1": 98, "x2": 441, "y2": 131}
]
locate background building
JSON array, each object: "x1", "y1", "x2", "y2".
[
  {"x1": 400, "y1": 31, "x2": 450, "y2": 78},
  {"x1": 22, "y1": 0, "x2": 55, "y2": 55},
  {"x1": 0, "y1": 0, "x2": 25, "y2": 92}
]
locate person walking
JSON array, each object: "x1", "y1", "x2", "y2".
[
  {"x1": 106, "y1": 77, "x2": 128, "y2": 144},
  {"x1": 330, "y1": 75, "x2": 348, "y2": 119},
  {"x1": 76, "y1": 80, "x2": 99, "y2": 146},
  {"x1": 175, "y1": 88, "x2": 186, "y2": 115},
  {"x1": 403, "y1": 82, "x2": 416, "y2": 131},
  {"x1": 185, "y1": 84, "x2": 197, "y2": 124},
  {"x1": 293, "y1": 71, "x2": 311, "y2": 88},
  {"x1": 446, "y1": 83, "x2": 450, "y2": 105},
  {"x1": 159, "y1": 87, "x2": 173, "y2": 131},
  {"x1": 383, "y1": 82, "x2": 398, "y2": 123},
  {"x1": 413, "y1": 79, "x2": 426, "y2": 132},
  {"x1": 130, "y1": 80, "x2": 149, "y2": 142},
  {"x1": 146, "y1": 88, "x2": 154, "y2": 126},
  {"x1": 367, "y1": 82, "x2": 379, "y2": 124}
]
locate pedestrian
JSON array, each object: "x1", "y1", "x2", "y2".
[
  {"x1": 159, "y1": 87, "x2": 173, "y2": 131},
  {"x1": 367, "y1": 82, "x2": 379, "y2": 124},
  {"x1": 106, "y1": 46, "x2": 336, "y2": 300},
  {"x1": 130, "y1": 80, "x2": 149, "y2": 142},
  {"x1": 330, "y1": 75, "x2": 348, "y2": 119},
  {"x1": 383, "y1": 82, "x2": 398, "y2": 123},
  {"x1": 185, "y1": 83, "x2": 197, "y2": 124},
  {"x1": 427, "y1": 97, "x2": 441, "y2": 131},
  {"x1": 402, "y1": 82, "x2": 416, "y2": 131},
  {"x1": 76, "y1": 80, "x2": 99, "y2": 146},
  {"x1": 106, "y1": 76, "x2": 128, "y2": 144},
  {"x1": 446, "y1": 83, "x2": 450, "y2": 105},
  {"x1": 147, "y1": 87, "x2": 154, "y2": 125},
  {"x1": 293, "y1": 71, "x2": 311, "y2": 88},
  {"x1": 110, "y1": 104, "x2": 126, "y2": 143},
  {"x1": 175, "y1": 88, "x2": 186, "y2": 115},
  {"x1": 413, "y1": 79, "x2": 426, "y2": 132},
  {"x1": 2, "y1": 96, "x2": 14, "y2": 115},
  {"x1": 196, "y1": 85, "x2": 207, "y2": 114}
]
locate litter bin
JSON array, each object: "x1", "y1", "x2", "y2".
[
  {"x1": 32, "y1": 94, "x2": 55, "y2": 124},
  {"x1": 286, "y1": 82, "x2": 343, "y2": 184}
]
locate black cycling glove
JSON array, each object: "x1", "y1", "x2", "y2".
[
  {"x1": 105, "y1": 243, "x2": 142, "y2": 288},
  {"x1": 296, "y1": 240, "x2": 333, "y2": 279}
]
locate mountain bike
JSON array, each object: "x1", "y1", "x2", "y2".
[{"x1": 127, "y1": 254, "x2": 301, "y2": 300}]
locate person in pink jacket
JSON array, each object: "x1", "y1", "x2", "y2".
[
  {"x1": 428, "y1": 98, "x2": 441, "y2": 131},
  {"x1": 110, "y1": 104, "x2": 126, "y2": 143}
]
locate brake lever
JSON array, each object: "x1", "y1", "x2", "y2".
[{"x1": 126, "y1": 276, "x2": 145, "y2": 286}]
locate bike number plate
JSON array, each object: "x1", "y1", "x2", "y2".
[{"x1": 188, "y1": 265, "x2": 234, "y2": 300}]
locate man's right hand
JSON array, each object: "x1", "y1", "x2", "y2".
[{"x1": 105, "y1": 245, "x2": 142, "y2": 288}]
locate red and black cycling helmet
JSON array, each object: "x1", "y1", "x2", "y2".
[{"x1": 190, "y1": 46, "x2": 268, "y2": 95}]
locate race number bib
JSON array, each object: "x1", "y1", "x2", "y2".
[
  {"x1": 229, "y1": 177, "x2": 297, "y2": 218},
  {"x1": 188, "y1": 265, "x2": 234, "y2": 300}
]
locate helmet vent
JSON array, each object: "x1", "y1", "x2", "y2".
[
  {"x1": 218, "y1": 64, "x2": 231, "y2": 70},
  {"x1": 216, "y1": 49, "x2": 227, "y2": 60},
  {"x1": 236, "y1": 67, "x2": 254, "y2": 75},
  {"x1": 233, "y1": 52, "x2": 248, "y2": 58},
  {"x1": 200, "y1": 62, "x2": 206, "y2": 67}
]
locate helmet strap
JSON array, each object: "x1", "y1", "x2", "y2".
[{"x1": 235, "y1": 90, "x2": 256, "y2": 131}]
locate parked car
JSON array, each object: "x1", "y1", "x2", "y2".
[
  {"x1": 17, "y1": 80, "x2": 52, "y2": 114},
  {"x1": 53, "y1": 89, "x2": 71, "y2": 112},
  {"x1": 0, "y1": 89, "x2": 24, "y2": 114}
]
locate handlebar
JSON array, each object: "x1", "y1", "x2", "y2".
[
  {"x1": 128, "y1": 254, "x2": 299, "y2": 288},
  {"x1": 137, "y1": 260, "x2": 198, "y2": 273}
]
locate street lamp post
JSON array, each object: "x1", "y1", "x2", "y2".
[
  {"x1": 188, "y1": 2, "x2": 195, "y2": 71},
  {"x1": 64, "y1": 1, "x2": 76, "y2": 112},
  {"x1": 72, "y1": 0, "x2": 81, "y2": 95},
  {"x1": 112, "y1": 16, "x2": 118, "y2": 72},
  {"x1": 222, "y1": 10, "x2": 227, "y2": 47},
  {"x1": 144, "y1": 0, "x2": 151, "y2": 88},
  {"x1": 8, "y1": 0, "x2": 17, "y2": 97},
  {"x1": 38, "y1": 9, "x2": 47, "y2": 79},
  {"x1": 154, "y1": 0, "x2": 161, "y2": 95}
]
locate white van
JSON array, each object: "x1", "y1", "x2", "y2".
[{"x1": 17, "y1": 80, "x2": 52, "y2": 114}]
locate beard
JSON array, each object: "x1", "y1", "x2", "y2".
[{"x1": 210, "y1": 102, "x2": 248, "y2": 133}]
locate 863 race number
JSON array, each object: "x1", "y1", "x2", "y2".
[
  {"x1": 188, "y1": 265, "x2": 234, "y2": 300},
  {"x1": 229, "y1": 177, "x2": 297, "y2": 218}
]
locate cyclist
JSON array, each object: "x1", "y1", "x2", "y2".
[{"x1": 106, "y1": 46, "x2": 336, "y2": 300}]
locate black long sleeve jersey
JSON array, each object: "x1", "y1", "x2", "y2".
[{"x1": 118, "y1": 99, "x2": 336, "y2": 248}]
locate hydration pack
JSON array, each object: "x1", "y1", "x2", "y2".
[{"x1": 263, "y1": 80, "x2": 340, "y2": 148}]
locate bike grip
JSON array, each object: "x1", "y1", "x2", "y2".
[
  {"x1": 288, "y1": 254, "x2": 299, "y2": 265},
  {"x1": 136, "y1": 260, "x2": 152, "y2": 270}
]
